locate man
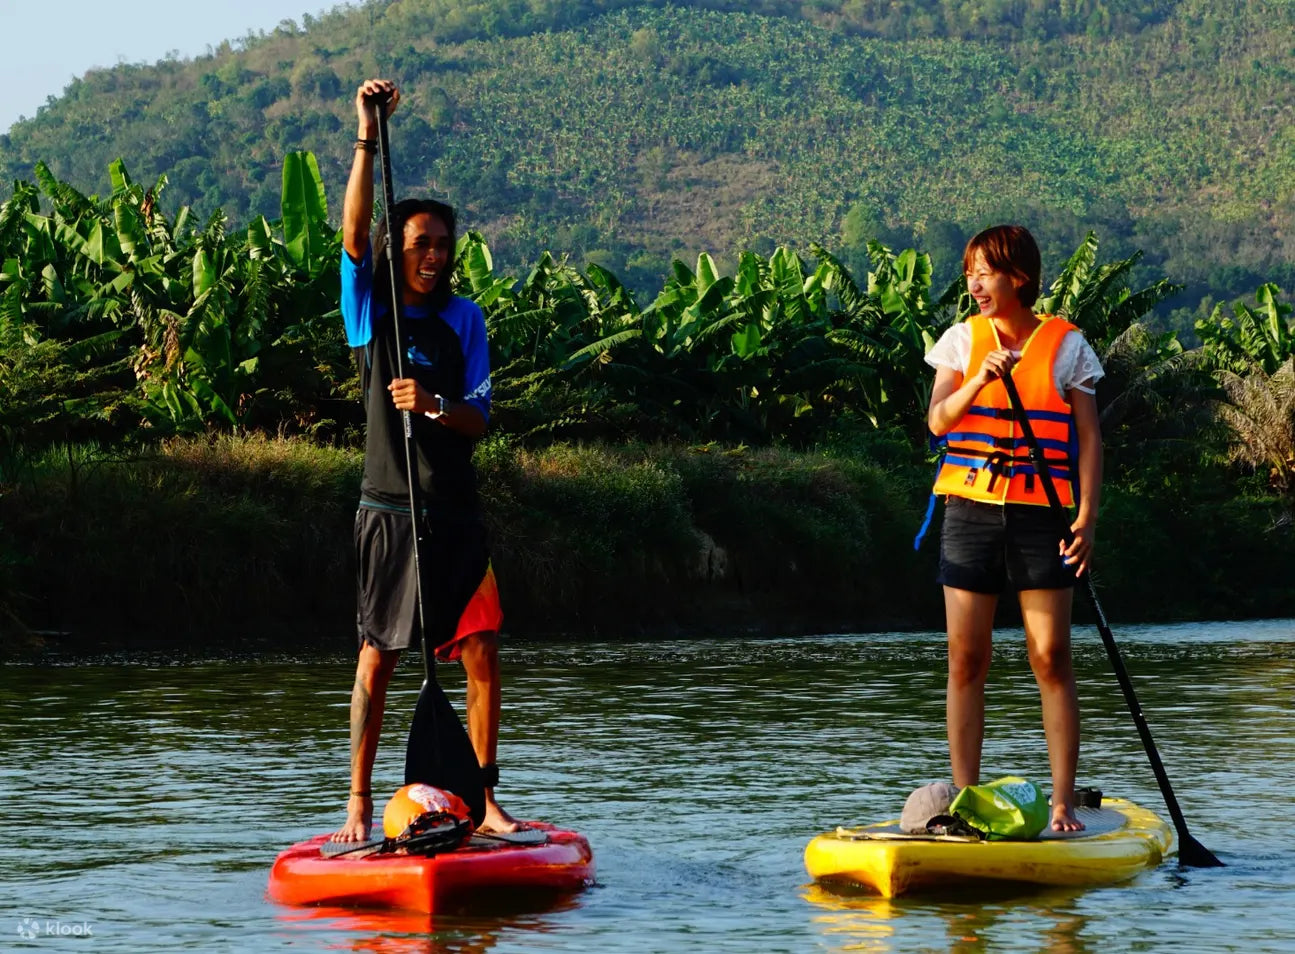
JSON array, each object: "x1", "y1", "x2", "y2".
[{"x1": 331, "y1": 78, "x2": 518, "y2": 841}]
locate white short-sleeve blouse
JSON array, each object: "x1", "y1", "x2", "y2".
[{"x1": 924, "y1": 322, "x2": 1105, "y2": 399}]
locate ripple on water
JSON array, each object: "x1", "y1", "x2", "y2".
[{"x1": 3, "y1": 622, "x2": 1293, "y2": 952}]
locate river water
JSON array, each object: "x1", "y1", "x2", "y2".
[{"x1": 2, "y1": 620, "x2": 1292, "y2": 952}]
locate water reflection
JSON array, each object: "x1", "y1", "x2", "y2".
[
  {"x1": 804, "y1": 882, "x2": 1097, "y2": 954},
  {"x1": 275, "y1": 897, "x2": 582, "y2": 954},
  {"x1": 803, "y1": 884, "x2": 899, "y2": 952}
]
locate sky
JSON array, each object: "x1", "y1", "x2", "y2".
[{"x1": 0, "y1": 1, "x2": 341, "y2": 133}]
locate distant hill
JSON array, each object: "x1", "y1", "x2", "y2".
[{"x1": 2, "y1": 0, "x2": 1292, "y2": 311}]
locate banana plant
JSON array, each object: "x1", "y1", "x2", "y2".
[
  {"x1": 1197, "y1": 283, "x2": 1294, "y2": 377},
  {"x1": 562, "y1": 246, "x2": 879, "y2": 444},
  {"x1": 816, "y1": 241, "x2": 946, "y2": 431},
  {"x1": 239, "y1": 152, "x2": 348, "y2": 433},
  {"x1": 0, "y1": 170, "x2": 142, "y2": 458},
  {"x1": 132, "y1": 151, "x2": 346, "y2": 431},
  {"x1": 1036, "y1": 231, "x2": 1182, "y2": 352},
  {"x1": 0, "y1": 154, "x2": 348, "y2": 439},
  {"x1": 280, "y1": 151, "x2": 331, "y2": 274}
]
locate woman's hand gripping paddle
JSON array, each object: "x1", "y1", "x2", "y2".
[
  {"x1": 1001, "y1": 369, "x2": 1223, "y2": 868},
  {"x1": 366, "y1": 90, "x2": 486, "y2": 828}
]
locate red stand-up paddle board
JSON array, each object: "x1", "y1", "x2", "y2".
[{"x1": 268, "y1": 822, "x2": 594, "y2": 914}]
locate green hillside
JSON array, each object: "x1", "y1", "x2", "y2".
[{"x1": 2, "y1": 0, "x2": 1292, "y2": 309}]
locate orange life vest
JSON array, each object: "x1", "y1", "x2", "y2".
[{"x1": 932, "y1": 315, "x2": 1077, "y2": 507}]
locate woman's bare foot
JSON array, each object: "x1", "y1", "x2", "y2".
[
  {"x1": 1051, "y1": 803, "x2": 1086, "y2": 832},
  {"x1": 479, "y1": 795, "x2": 522, "y2": 833},
  {"x1": 329, "y1": 794, "x2": 373, "y2": 842}
]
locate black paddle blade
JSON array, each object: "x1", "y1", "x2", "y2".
[
  {"x1": 1178, "y1": 833, "x2": 1226, "y2": 868},
  {"x1": 404, "y1": 679, "x2": 486, "y2": 828}
]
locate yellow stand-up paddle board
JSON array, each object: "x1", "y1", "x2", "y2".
[{"x1": 805, "y1": 797, "x2": 1172, "y2": 898}]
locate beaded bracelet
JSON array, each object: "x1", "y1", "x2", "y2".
[{"x1": 354, "y1": 139, "x2": 377, "y2": 153}]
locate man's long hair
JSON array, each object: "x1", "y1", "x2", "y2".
[{"x1": 373, "y1": 198, "x2": 458, "y2": 315}]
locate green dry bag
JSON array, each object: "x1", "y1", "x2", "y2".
[{"x1": 949, "y1": 775, "x2": 1049, "y2": 841}]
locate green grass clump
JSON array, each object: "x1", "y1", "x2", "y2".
[
  {"x1": 2, "y1": 438, "x2": 361, "y2": 647},
  {"x1": 5, "y1": 433, "x2": 1293, "y2": 650}
]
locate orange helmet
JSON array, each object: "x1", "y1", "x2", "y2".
[{"x1": 382, "y1": 783, "x2": 473, "y2": 839}]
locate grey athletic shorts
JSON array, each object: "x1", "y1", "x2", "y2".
[{"x1": 354, "y1": 506, "x2": 495, "y2": 654}]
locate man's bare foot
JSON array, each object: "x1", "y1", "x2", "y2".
[
  {"x1": 478, "y1": 795, "x2": 522, "y2": 833},
  {"x1": 1051, "y1": 804, "x2": 1085, "y2": 832},
  {"x1": 329, "y1": 794, "x2": 373, "y2": 843}
]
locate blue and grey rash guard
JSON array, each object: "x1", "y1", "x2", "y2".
[{"x1": 342, "y1": 245, "x2": 492, "y2": 514}]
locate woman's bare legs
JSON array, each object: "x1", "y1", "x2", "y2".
[
  {"x1": 1020, "y1": 587, "x2": 1084, "y2": 831},
  {"x1": 945, "y1": 586, "x2": 999, "y2": 789}
]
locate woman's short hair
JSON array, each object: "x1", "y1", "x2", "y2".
[{"x1": 963, "y1": 225, "x2": 1041, "y2": 307}]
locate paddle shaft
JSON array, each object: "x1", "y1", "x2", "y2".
[
  {"x1": 1000, "y1": 370, "x2": 1222, "y2": 867},
  {"x1": 368, "y1": 95, "x2": 485, "y2": 822},
  {"x1": 369, "y1": 93, "x2": 435, "y2": 687}
]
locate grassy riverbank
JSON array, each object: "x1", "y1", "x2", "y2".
[{"x1": 3, "y1": 435, "x2": 1293, "y2": 652}]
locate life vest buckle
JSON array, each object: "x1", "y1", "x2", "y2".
[{"x1": 984, "y1": 451, "x2": 1011, "y2": 493}]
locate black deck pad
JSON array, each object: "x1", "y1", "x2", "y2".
[
  {"x1": 468, "y1": 828, "x2": 549, "y2": 847},
  {"x1": 319, "y1": 836, "x2": 387, "y2": 858},
  {"x1": 1038, "y1": 806, "x2": 1124, "y2": 839}
]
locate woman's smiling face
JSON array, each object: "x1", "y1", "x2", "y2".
[{"x1": 964, "y1": 250, "x2": 1025, "y2": 317}]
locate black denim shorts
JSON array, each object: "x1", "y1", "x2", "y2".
[{"x1": 937, "y1": 496, "x2": 1078, "y2": 593}]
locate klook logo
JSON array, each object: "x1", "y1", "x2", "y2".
[{"x1": 15, "y1": 918, "x2": 94, "y2": 939}]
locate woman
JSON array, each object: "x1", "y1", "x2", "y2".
[{"x1": 925, "y1": 225, "x2": 1103, "y2": 831}]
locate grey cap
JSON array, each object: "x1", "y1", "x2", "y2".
[{"x1": 900, "y1": 782, "x2": 960, "y2": 833}]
